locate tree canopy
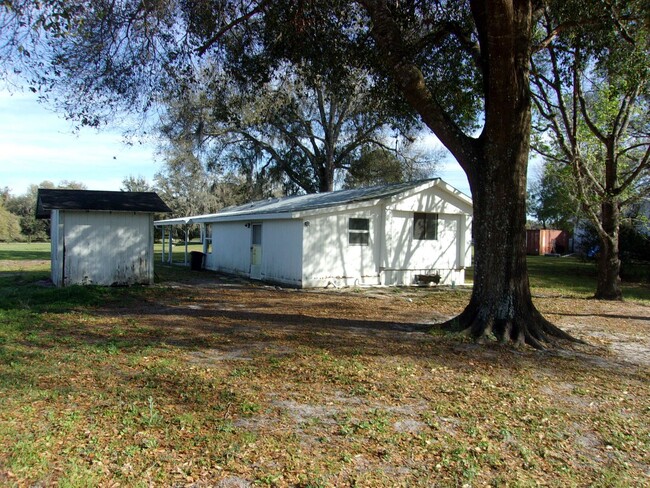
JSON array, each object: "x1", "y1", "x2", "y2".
[
  {"x1": 2, "y1": 180, "x2": 87, "y2": 241},
  {"x1": 158, "y1": 64, "x2": 428, "y2": 194}
]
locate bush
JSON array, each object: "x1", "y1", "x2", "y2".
[
  {"x1": 620, "y1": 223, "x2": 650, "y2": 262},
  {"x1": 577, "y1": 220, "x2": 650, "y2": 264},
  {"x1": 620, "y1": 261, "x2": 650, "y2": 283}
]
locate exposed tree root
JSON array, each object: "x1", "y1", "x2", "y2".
[
  {"x1": 593, "y1": 292, "x2": 624, "y2": 301},
  {"x1": 439, "y1": 301, "x2": 585, "y2": 350}
]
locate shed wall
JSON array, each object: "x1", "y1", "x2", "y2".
[
  {"x1": 60, "y1": 211, "x2": 154, "y2": 286},
  {"x1": 50, "y1": 210, "x2": 64, "y2": 286},
  {"x1": 389, "y1": 186, "x2": 473, "y2": 215},
  {"x1": 381, "y1": 186, "x2": 472, "y2": 285},
  {"x1": 260, "y1": 220, "x2": 303, "y2": 285},
  {"x1": 196, "y1": 182, "x2": 472, "y2": 288},
  {"x1": 526, "y1": 229, "x2": 569, "y2": 255},
  {"x1": 382, "y1": 210, "x2": 466, "y2": 285}
]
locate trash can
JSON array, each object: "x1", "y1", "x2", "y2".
[{"x1": 190, "y1": 251, "x2": 205, "y2": 271}]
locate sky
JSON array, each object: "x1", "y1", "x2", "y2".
[
  {"x1": 0, "y1": 87, "x2": 473, "y2": 198},
  {"x1": 0, "y1": 89, "x2": 161, "y2": 196}
]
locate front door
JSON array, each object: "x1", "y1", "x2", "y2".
[{"x1": 250, "y1": 223, "x2": 262, "y2": 280}]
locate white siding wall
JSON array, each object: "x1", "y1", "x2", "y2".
[
  {"x1": 209, "y1": 221, "x2": 251, "y2": 275},
  {"x1": 461, "y1": 215, "x2": 473, "y2": 269},
  {"x1": 302, "y1": 206, "x2": 382, "y2": 287},
  {"x1": 382, "y1": 186, "x2": 473, "y2": 285},
  {"x1": 208, "y1": 219, "x2": 303, "y2": 286},
  {"x1": 50, "y1": 210, "x2": 64, "y2": 286},
  {"x1": 201, "y1": 183, "x2": 472, "y2": 289},
  {"x1": 389, "y1": 186, "x2": 473, "y2": 215},
  {"x1": 260, "y1": 220, "x2": 303, "y2": 286},
  {"x1": 60, "y1": 211, "x2": 154, "y2": 286},
  {"x1": 383, "y1": 210, "x2": 464, "y2": 285}
]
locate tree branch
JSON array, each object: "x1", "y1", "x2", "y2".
[
  {"x1": 417, "y1": 22, "x2": 482, "y2": 70},
  {"x1": 532, "y1": 18, "x2": 600, "y2": 53},
  {"x1": 196, "y1": 1, "x2": 267, "y2": 56},
  {"x1": 618, "y1": 144, "x2": 650, "y2": 193},
  {"x1": 359, "y1": 0, "x2": 476, "y2": 173}
]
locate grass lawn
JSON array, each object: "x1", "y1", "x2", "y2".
[
  {"x1": 0, "y1": 242, "x2": 51, "y2": 261},
  {"x1": 153, "y1": 241, "x2": 206, "y2": 266},
  {"x1": 1, "y1": 243, "x2": 649, "y2": 486}
]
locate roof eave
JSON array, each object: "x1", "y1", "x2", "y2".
[{"x1": 155, "y1": 212, "x2": 293, "y2": 226}]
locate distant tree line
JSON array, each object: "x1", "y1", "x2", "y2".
[{"x1": 0, "y1": 181, "x2": 87, "y2": 242}]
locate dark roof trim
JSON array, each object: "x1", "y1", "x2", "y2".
[{"x1": 36, "y1": 189, "x2": 172, "y2": 219}]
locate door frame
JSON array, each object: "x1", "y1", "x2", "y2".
[{"x1": 250, "y1": 223, "x2": 262, "y2": 280}]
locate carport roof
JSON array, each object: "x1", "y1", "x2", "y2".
[{"x1": 36, "y1": 189, "x2": 172, "y2": 218}]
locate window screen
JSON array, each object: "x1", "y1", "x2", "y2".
[
  {"x1": 413, "y1": 213, "x2": 438, "y2": 240},
  {"x1": 349, "y1": 218, "x2": 370, "y2": 245}
]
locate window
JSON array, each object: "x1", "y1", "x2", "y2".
[
  {"x1": 413, "y1": 213, "x2": 438, "y2": 240},
  {"x1": 252, "y1": 223, "x2": 262, "y2": 245},
  {"x1": 348, "y1": 218, "x2": 370, "y2": 245}
]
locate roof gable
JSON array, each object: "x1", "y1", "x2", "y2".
[{"x1": 36, "y1": 189, "x2": 172, "y2": 219}]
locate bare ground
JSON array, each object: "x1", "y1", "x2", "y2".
[
  {"x1": 149, "y1": 276, "x2": 650, "y2": 368},
  {"x1": 2, "y1": 270, "x2": 649, "y2": 486},
  {"x1": 93, "y1": 274, "x2": 649, "y2": 486}
]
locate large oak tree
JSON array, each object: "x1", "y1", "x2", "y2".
[{"x1": 3, "y1": 0, "x2": 637, "y2": 346}]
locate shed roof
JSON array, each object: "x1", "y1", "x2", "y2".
[
  {"x1": 36, "y1": 189, "x2": 172, "y2": 219},
  {"x1": 156, "y1": 178, "x2": 471, "y2": 226}
]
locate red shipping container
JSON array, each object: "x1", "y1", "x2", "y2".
[{"x1": 526, "y1": 229, "x2": 569, "y2": 255}]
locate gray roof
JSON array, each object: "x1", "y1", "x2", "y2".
[
  {"x1": 217, "y1": 179, "x2": 441, "y2": 217},
  {"x1": 156, "y1": 178, "x2": 473, "y2": 226},
  {"x1": 36, "y1": 189, "x2": 172, "y2": 218}
]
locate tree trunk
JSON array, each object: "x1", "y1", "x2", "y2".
[
  {"x1": 441, "y1": 0, "x2": 576, "y2": 347},
  {"x1": 363, "y1": 0, "x2": 579, "y2": 347},
  {"x1": 595, "y1": 199, "x2": 623, "y2": 300},
  {"x1": 318, "y1": 165, "x2": 335, "y2": 192},
  {"x1": 448, "y1": 146, "x2": 576, "y2": 347}
]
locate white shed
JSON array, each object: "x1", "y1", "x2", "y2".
[
  {"x1": 36, "y1": 189, "x2": 171, "y2": 287},
  {"x1": 156, "y1": 179, "x2": 472, "y2": 288}
]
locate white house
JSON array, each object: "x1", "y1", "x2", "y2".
[
  {"x1": 36, "y1": 189, "x2": 171, "y2": 287},
  {"x1": 156, "y1": 179, "x2": 472, "y2": 288}
]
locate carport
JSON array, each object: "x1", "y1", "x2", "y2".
[{"x1": 155, "y1": 216, "x2": 211, "y2": 267}]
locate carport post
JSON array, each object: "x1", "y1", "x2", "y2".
[
  {"x1": 167, "y1": 227, "x2": 173, "y2": 264},
  {"x1": 161, "y1": 225, "x2": 166, "y2": 263},
  {"x1": 184, "y1": 225, "x2": 189, "y2": 265}
]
